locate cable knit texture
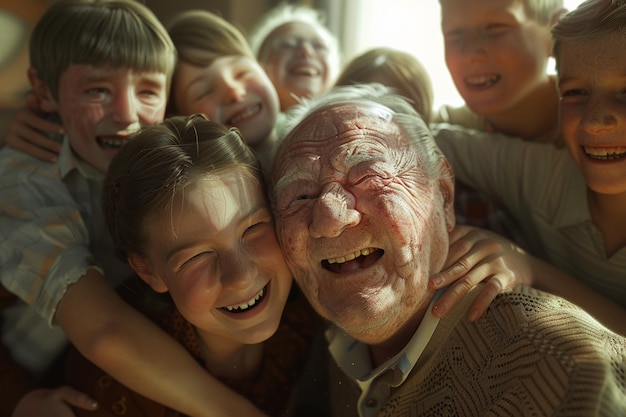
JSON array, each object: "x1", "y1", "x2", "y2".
[{"x1": 330, "y1": 286, "x2": 626, "y2": 417}]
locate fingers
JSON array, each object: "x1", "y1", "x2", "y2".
[
  {"x1": 431, "y1": 273, "x2": 505, "y2": 320},
  {"x1": 5, "y1": 107, "x2": 63, "y2": 162},
  {"x1": 12, "y1": 387, "x2": 98, "y2": 417},
  {"x1": 465, "y1": 277, "x2": 502, "y2": 321},
  {"x1": 430, "y1": 225, "x2": 522, "y2": 320},
  {"x1": 55, "y1": 386, "x2": 99, "y2": 411}
]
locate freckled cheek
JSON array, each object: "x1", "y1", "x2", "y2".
[
  {"x1": 277, "y1": 222, "x2": 308, "y2": 268},
  {"x1": 177, "y1": 280, "x2": 220, "y2": 314},
  {"x1": 63, "y1": 103, "x2": 106, "y2": 129}
]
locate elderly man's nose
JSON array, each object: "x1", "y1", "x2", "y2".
[{"x1": 310, "y1": 183, "x2": 361, "y2": 238}]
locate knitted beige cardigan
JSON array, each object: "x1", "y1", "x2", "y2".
[{"x1": 329, "y1": 286, "x2": 626, "y2": 417}]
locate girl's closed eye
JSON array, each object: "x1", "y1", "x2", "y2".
[{"x1": 184, "y1": 252, "x2": 211, "y2": 268}]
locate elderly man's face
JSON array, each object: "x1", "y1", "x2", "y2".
[{"x1": 272, "y1": 102, "x2": 455, "y2": 345}]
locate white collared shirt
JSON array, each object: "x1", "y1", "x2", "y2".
[{"x1": 326, "y1": 290, "x2": 443, "y2": 417}]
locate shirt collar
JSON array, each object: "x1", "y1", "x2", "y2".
[
  {"x1": 326, "y1": 289, "x2": 443, "y2": 416},
  {"x1": 57, "y1": 135, "x2": 105, "y2": 181}
]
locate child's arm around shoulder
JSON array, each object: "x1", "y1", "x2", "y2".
[
  {"x1": 430, "y1": 226, "x2": 626, "y2": 336},
  {"x1": 56, "y1": 268, "x2": 269, "y2": 417},
  {"x1": 1, "y1": 92, "x2": 62, "y2": 162}
]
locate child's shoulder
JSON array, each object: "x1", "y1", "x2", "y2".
[
  {"x1": 433, "y1": 104, "x2": 485, "y2": 131},
  {"x1": 0, "y1": 146, "x2": 60, "y2": 179}
]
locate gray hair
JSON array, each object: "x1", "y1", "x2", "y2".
[
  {"x1": 274, "y1": 83, "x2": 449, "y2": 181},
  {"x1": 249, "y1": 3, "x2": 340, "y2": 74}
]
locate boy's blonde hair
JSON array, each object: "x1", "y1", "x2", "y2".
[
  {"x1": 552, "y1": 0, "x2": 626, "y2": 66},
  {"x1": 439, "y1": 0, "x2": 563, "y2": 24},
  {"x1": 334, "y1": 47, "x2": 434, "y2": 123},
  {"x1": 30, "y1": 0, "x2": 176, "y2": 100},
  {"x1": 523, "y1": 0, "x2": 565, "y2": 24}
]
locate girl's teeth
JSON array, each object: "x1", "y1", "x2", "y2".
[{"x1": 224, "y1": 287, "x2": 265, "y2": 312}]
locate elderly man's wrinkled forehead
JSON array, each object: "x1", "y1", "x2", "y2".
[{"x1": 285, "y1": 100, "x2": 399, "y2": 143}]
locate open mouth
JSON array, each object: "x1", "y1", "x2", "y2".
[
  {"x1": 322, "y1": 248, "x2": 384, "y2": 273},
  {"x1": 583, "y1": 146, "x2": 626, "y2": 161},
  {"x1": 221, "y1": 285, "x2": 267, "y2": 314},
  {"x1": 465, "y1": 74, "x2": 500, "y2": 88},
  {"x1": 289, "y1": 64, "x2": 320, "y2": 77},
  {"x1": 227, "y1": 103, "x2": 262, "y2": 126},
  {"x1": 97, "y1": 136, "x2": 130, "y2": 149}
]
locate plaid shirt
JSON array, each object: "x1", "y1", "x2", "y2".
[{"x1": 0, "y1": 138, "x2": 132, "y2": 374}]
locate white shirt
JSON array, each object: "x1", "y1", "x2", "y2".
[{"x1": 326, "y1": 290, "x2": 443, "y2": 417}]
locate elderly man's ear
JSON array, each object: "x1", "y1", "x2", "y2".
[{"x1": 438, "y1": 159, "x2": 456, "y2": 232}]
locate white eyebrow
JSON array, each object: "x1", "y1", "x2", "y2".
[{"x1": 274, "y1": 169, "x2": 315, "y2": 195}]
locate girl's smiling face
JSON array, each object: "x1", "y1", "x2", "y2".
[
  {"x1": 172, "y1": 56, "x2": 279, "y2": 149},
  {"x1": 131, "y1": 172, "x2": 292, "y2": 349}
]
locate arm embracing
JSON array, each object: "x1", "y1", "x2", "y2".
[{"x1": 55, "y1": 270, "x2": 269, "y2": 417}]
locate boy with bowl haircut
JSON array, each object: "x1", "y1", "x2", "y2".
[
  {"x1": 438, "y1": 0, "x2": 566, "y2": 143},
  {"x1": 0, "y1": 1, "x2": 268, "y2": 416}
]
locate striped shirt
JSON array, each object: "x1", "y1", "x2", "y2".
[
  {"x1": 433, "y1": 124, "x2": 626, "y2": 308},
  {"x1": 0, "y1": 139, "x2": 132, "y2": 372}
]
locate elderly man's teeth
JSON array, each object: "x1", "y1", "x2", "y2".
[
  {"x1": 327, "y1": 248, "x2": 374, "y2": 265},
  {"x1": 224, "y1": 287, "x2": 265, "y2": 312},
  {"x1": 584, "y1": 146, "x2": 626, "y2": 160}
]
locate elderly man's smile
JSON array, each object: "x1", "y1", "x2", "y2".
[{"x1": 322, "y1": 248, "x2": 384, "y2": 273}]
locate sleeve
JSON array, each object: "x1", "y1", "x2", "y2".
[
  {"x1": 431, "y1": 123, "x2": 560, "y2": 221},
  {"x1": 0, "y1": 151, "x2": 98, "y2": 325}
]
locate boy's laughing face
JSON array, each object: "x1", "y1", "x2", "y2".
[
  {"x1": 441, "y1": 0, "x2": 554, "y2": 116},
  {"x1": 558, "y1": 31, "x2": 626, "y2": 196},
  {"x1": 45, "y1": 64, "x2": 168, "y2": 173}
]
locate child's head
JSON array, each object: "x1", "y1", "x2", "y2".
[
  {"x1": 103, "y1": 114, "x2": 292, "y2": 345},
  {"x1": 28, "y1": 0, "x2": 176, "y2": 173},
  {"x1": 249, "y1": 3, "x2": 340, "y2": 111},
  {"x1": 440, "y1": 0, "x2": 564, "y2": 116},
  {"x1": 334, "y1": 47, "x2": 434, "y2": 122},
  {"x1": 552, "y1": 0, "x2": 626, "y2": 196},
  {"x1": 167, "y1": 10, "x2": 279, "y2": 150}
]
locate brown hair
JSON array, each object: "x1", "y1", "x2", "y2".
[
  {"x1": 166, "y1": 10, "x2": 253, "y2": 114},
  {"x1": 103, "y1": 114, "x2": 261, "y2": 261},
  {"x1": 29, "y1": 0, "x2": 175, "y2": 100},
  {"x1": 335, "y1": 47, "x2": 434, "y2": 122}
]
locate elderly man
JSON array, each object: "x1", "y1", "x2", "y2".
[{"x1": 270, "y1": 84, "x2": 626, "y2": 417}]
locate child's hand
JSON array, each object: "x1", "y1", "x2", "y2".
[
  {"x1": 12, "y1": 386, "x2": 98, "y2": 417},
  {"x1": 429, "y1": 225, "x2": 533, "y2": 322},
  {"x1": 3, "y1": 92, "x2": 63, "y2": 162}
]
